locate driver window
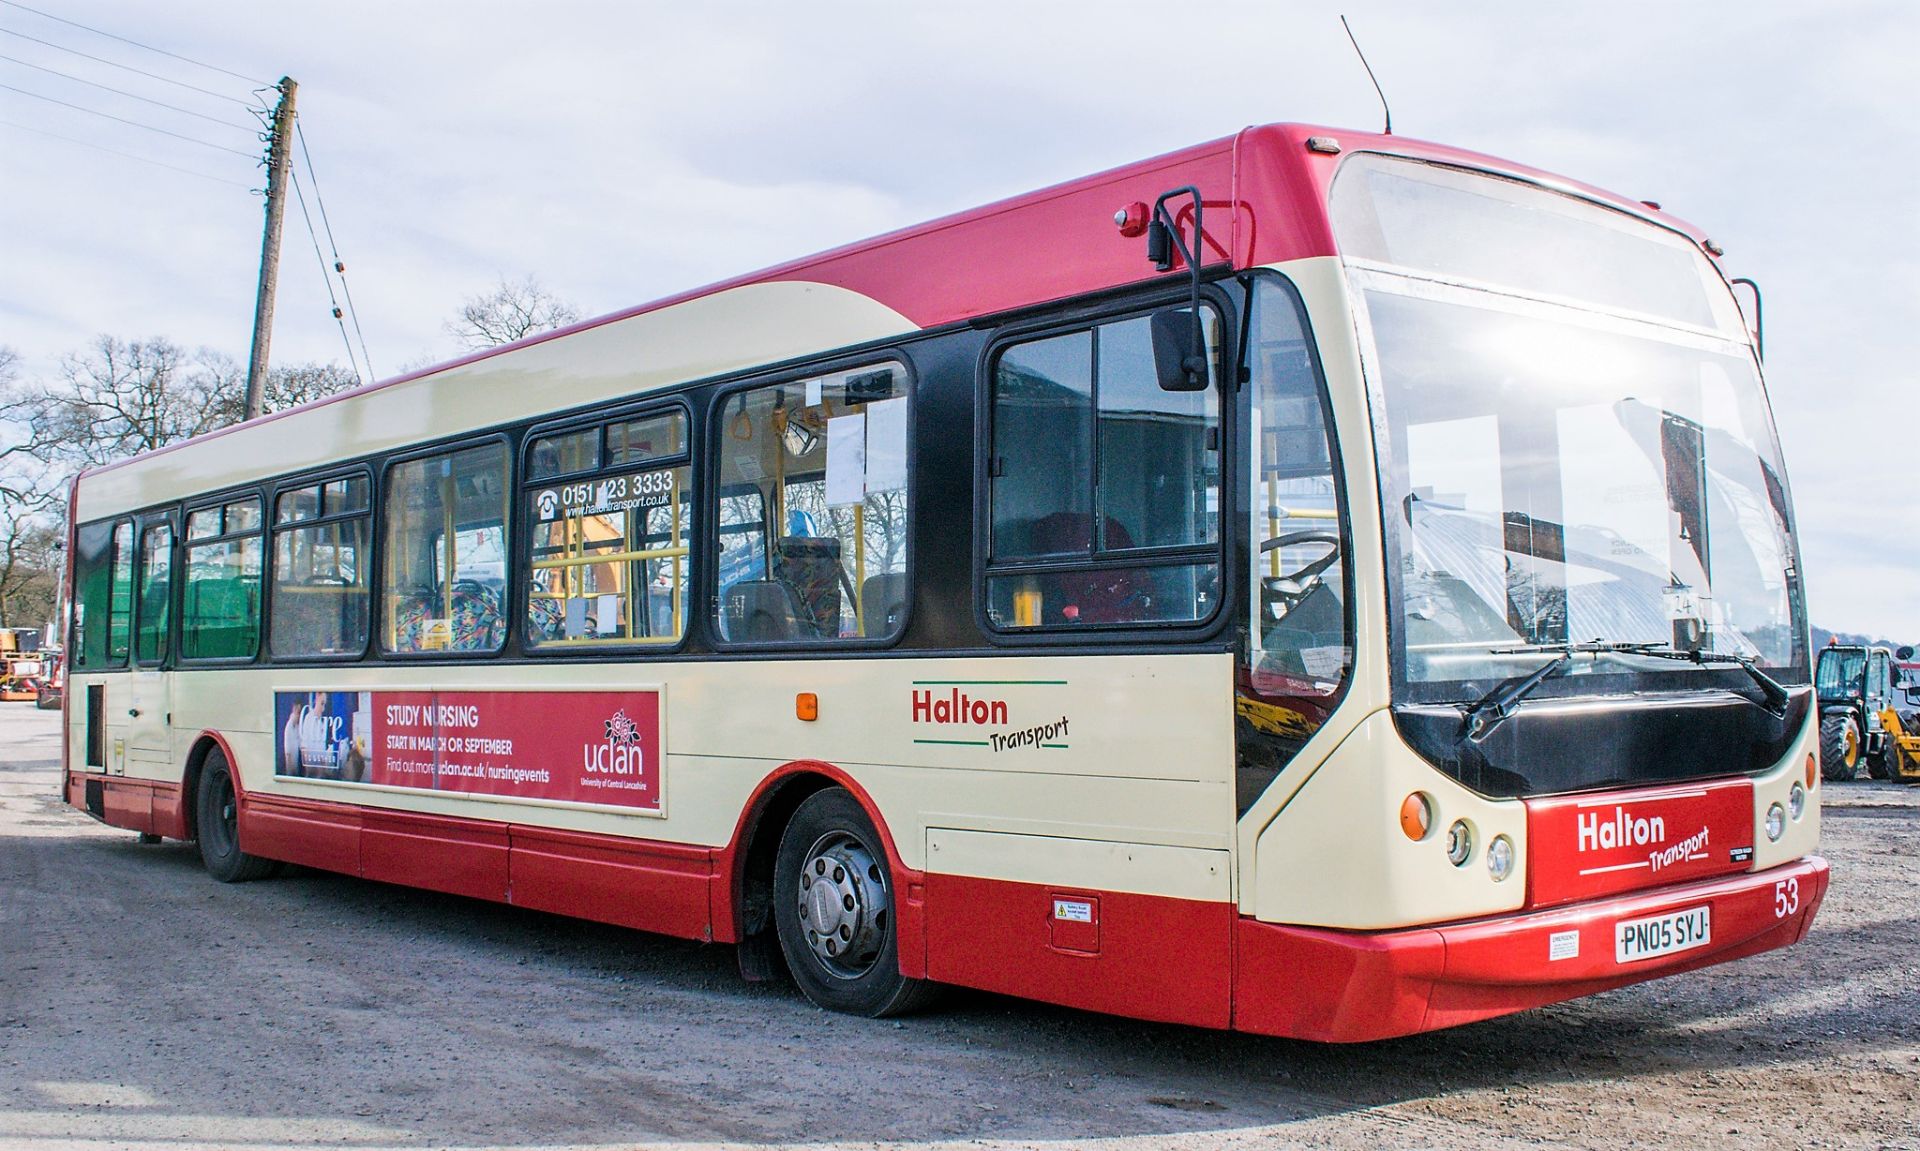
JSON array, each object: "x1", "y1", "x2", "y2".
[{"x1": 1239, "y1": 276, "x2": 1352, "y2": 809}]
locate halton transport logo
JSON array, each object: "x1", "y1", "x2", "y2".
[
  {"x1": 1576, "y1": 805, "x2": 1710, "y2": 876},
  {"x1": 909, "y1": 685, "x2": 1071, "y2": 754}
]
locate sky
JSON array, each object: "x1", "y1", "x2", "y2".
[{"x1": 0, "y1": 0, "x2": 1915, "y2": 638}]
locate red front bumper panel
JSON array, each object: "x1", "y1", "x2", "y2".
[{"x1": 1234, "y1": 856, "x2": 1829, "y2": 1042}]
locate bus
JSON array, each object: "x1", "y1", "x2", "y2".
[{"x1": 60, "y1": 122, "x2": 1826, "y2": 1041}]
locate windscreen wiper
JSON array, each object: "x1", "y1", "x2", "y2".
[
  {"x1": 1462, "y1": 652, "x2": 1572, "y2": 742},
  {"x1": 1489, "y1": 640, "x2": 1790, "y2": 715},
  {"x1": 1615, "y1": 645, "x2": 1792, "y2": 715}
]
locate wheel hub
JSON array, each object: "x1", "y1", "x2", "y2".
[{"x1": 796, "y1": 832, "x2": 889, "y2": 978}]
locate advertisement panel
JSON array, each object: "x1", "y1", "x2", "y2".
[{"x1": 274, "y1": 688, "x2": 664, "y2": 813}]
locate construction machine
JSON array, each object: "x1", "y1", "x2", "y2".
[{"x1": 1815, "y1": 643, "x2": 1920, "y2": 782}]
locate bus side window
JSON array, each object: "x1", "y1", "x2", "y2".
[
  {"x1": 712, "y1": 364, "x2": 910, "y2": 645},
  {"x1": 70, "y1": 520, "x2": 129, "y2": 670},
  {"x1": 984, "y1": 309, "x2": 1222, "y2": 630},
  {"x1": 524, "y1": 410, "x2": 691, "y2": 650},
  {"x1": 383, "y1": 444, "x2": 509, "y2": 655},
  {"x1": 271, "y1": 476, "x2": 372, "y2": 658},
  {"x1": 182, "y1": 497, "x2": 264, "y2": 661},
  {"x1": 135, "y1": 522, "x2": 173, "y2": 664}
]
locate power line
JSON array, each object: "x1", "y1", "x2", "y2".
[
  {"x1": 289, "y1": 165, "x2": 367, "y2": 385},
  {"x1": 0, "y1": 27, "x2": 256, "y2": 106},
  {"x1": 0, "y1": 117, "x2": 251, "y2": 187},
  {"x1": 295, "y1": 122, "x2": 375, "y2": 380},
  {"x1": 0, "y1": 0, "x2": 267, "y2": 86},
  {"x1": 0, "y1": 80, "x2": 257, "y2": 158},
  {"x1": 0, "y1": 51, "x2": 256, "y2": 131}
]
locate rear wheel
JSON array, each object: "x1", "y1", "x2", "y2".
[
  {"x1": 1820, "y1": 713, "x2": 1861, "y2": 782},
  {"x1": 195, "y1": 749, "x2": 277, "y2": 882},
  {"x1": 772, "y1": 788, "x2": 936, "y2": 1018}
]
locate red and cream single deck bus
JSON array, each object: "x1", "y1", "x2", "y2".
[{"x1": 61, "y1": 122, "x2": 1826, "y2": 1041}]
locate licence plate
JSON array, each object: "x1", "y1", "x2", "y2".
[{"x1": 1614, "y1": 905, "x2": 1711, "y2": 964}]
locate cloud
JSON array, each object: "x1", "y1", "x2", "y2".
[{"x1": 2, "y1": 0, "x2": 1914, "y2": 634}]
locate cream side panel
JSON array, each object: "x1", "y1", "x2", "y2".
[
  {"x1": 926, "y1": 828, "x2": 1229, "y2": 902},
  {"x1": 1753, "y1": 713, "x2": 1820, "y2": 869},
  {"x1": 164, "y1": 652, "x2": 1235, "y2": 894},
  {"x1": 1254, "y1": 708, "x2": 1528, "y2": 929},
  {"x1": 1234, "y1": 256, "x2": 1393, "y2": 914},
  {"x1": 75, "y1": 282, "x2": 915, "y2": 522}
]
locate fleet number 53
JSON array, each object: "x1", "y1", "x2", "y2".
[{"x1": 1773, "y1": 877, "x2": 1800, "y2": 919}]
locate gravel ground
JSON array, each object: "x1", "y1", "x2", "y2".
[{"x1": 1, "y1": 704, "x2": 1916, "y2": 1151}]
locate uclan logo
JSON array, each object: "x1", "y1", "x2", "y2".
[
  {"x1": 584, "y1": 709, "x2": 646, "y2": 776},
  {"x1": 1577, "y1": 807, "x2": 1667, "y2": 852}
]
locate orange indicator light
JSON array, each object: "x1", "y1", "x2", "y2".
[
  {"x1": 1805, "y1": 752, "x2": 1817, "y2": 788},
  {"x1": 796, "y1": 693, "x2": 818, "y2": 722},
  {"x1": 1399, "y1": 793, "x2": 1433, "y2": 841}
]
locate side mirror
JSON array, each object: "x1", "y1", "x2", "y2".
[
  {"x1": 1897, "y1": 645, "x2": 1914, "y2": 661},
  {"x1": 1151, "y1": 308, "x2": 1208, "y2": 392}
]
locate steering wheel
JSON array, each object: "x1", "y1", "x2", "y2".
[{"x1": 1260, "y1": 530, "x2": 1341, "y2": 618}]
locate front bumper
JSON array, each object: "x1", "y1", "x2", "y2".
[{"x1": 1233, "y1": 855, "x2": 1829, "y2": 1042}]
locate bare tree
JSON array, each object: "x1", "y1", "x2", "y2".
[
  {"x1": 0, "y1": 513, "x2": 59, "y2": 629},
  {"x1": 0, "y1": 338, "x2": 363, "y2": 473},
  {"x1": 447, "y1": 275, "x2": 582, "y2": 350}
]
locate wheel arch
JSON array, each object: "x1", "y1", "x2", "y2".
[
  {"x1": 720, "y1": 760, "x2": 920, "y2": 977},
  {"x1": 180, "y1": 729, "x2": 245, "y2": 840}
]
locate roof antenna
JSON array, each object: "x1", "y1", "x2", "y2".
[{"x1": 1340, "y1": 15, "x2": 1392, "y2": 135}]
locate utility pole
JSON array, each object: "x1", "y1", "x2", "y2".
[{"x1": 244, "y1": 76, "x2": 297, "y2": 420}]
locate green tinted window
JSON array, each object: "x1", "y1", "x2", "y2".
[
  {"x1": 71, "y1": 520, "x2": 127, "y2": 670},
  {"x1": 182, "y1": 498, "x2": 263, "y2": 660},
  {"x1": 135, "y1": 524, "x2": 173, "y2": 664},
  {"x1": 108, "y1": 521, "x2": 133, "y2": 661}
]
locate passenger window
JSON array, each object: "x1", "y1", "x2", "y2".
[
  {"x1": 182, "y1": 497, "x2": 264, "y2": 660},
  {"x1": 713, "y1": 364, "x2": 910, "y2": 643},
  {"x1": 71, "y1": 519, "x2": 130, "y2": 670},
  {"x1": 383, "y1": 444, "x2": 508, "y2": 654},
  {"x1": 272, "y1": 475, "x2": 372, "y2": 657},
  {"x1": 985, "y1": 308, "x2": 1221, "y2": 629},
  {"x1": 528, "y1": 428, "x2": 599, "y2": 481},
  {"x1": 109, "y1": 520, "x2": 133, "y2": 660},
  {"x1": 135, "y1": 523, "x2": 172, "y2": 664},
  {"x1": 525, "y1": 409, "x2": 691, "y2": 649}
]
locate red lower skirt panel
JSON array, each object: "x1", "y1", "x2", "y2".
[
  {"x1": 66, "y1": 773, "x2": 186, "y2": 838},
  {"x1": 363, "y1": 809, "x2": 510, "y2": 903},
  {"x1": 1234, "y1": 856, "x2": 1830, "y2": 1042},
  {"x1": 924, "y1": 872, "x2": 1233, "y2": 1029},
  {"x1": 245, "y1": 794, "x2": 362, "y2": 875},
  {"x1": 509, "y1": 824, "x2": 712, "y2": 941}
]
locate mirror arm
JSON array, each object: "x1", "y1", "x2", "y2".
[
  {"x1": 1731, "y1": 276, "x2": 1763, "y2": 361},
  {"x1": 1151, "y1": 186, "x2": 1206, "y2": 386}
]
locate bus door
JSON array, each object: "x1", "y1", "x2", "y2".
[{"x1": 125, "y1": 518, "x2": 176, "y2": 775}]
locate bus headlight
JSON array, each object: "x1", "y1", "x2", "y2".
[
  {"x1": 1765, "y1": 803, "x2": 1786, "y2": 842},
  {"x1": 1788, "y1": 783, "x2": 1806, "y2": 821},
  {"x1": 1446, "y1": 820, "x2": 1473, "y2": 867},
  {"x1": 1487, "y1": 835, "x2": 1515, "y2": 882}
]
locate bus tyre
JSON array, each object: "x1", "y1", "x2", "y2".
[
  {"x1": 1820, "y1": 714, "x2": 1861, "y2": 782},
  {"x1": 772, "y1": 788, "x2": 936, "y2": 1018},
  {"x1": 195, "y1": 749, "x2": 277, "y2": 883}
]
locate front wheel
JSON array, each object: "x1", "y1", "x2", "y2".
[
  {"x1": 772, "y1": 788, "x2": 936, "y2": 1018},
  {"x1": 1868, "y1": 737, "x2": 1894, "y2": 780},
  {"x1": 196, "y1": 749, "x2": 278, "y2": 882},
  {"x1": 1820, "y1": 713, "x2": 1861, "y2": 782}
]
